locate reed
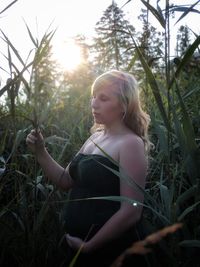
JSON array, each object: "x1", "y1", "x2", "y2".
[{"x1": 0, "y1": 1, "x2": 200, "y2": 266}]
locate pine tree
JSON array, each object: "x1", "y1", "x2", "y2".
[
  {"x1": 176, "y1": 25, "x2": 191, "y2": 57},
  {"x1": 138, "y1": 8, "x2": 165, "y2": 71},
  {"x1": 29, "y1": 43, "x2": 59, "y2": 110},
  {"x1": 91, "y1": 1, "x2": 136, "y2": 72}
]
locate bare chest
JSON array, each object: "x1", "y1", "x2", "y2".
[{"x1": 82, "y1": 135, "x2": 121, "y2": 161}]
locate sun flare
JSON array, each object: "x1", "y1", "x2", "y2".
[{"x1": 52, "y1": 39, "x2": 82, "y2": 71}]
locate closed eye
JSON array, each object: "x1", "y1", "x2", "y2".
[
  {"x1": 91, "y1": 92, "x2": 111, "y2": 102},
  {"x1": 99, "y1": 94, "x2": 110, "y2": 101},
  {"x1": 100, "y1": 97, "x2": 108, "y2": 101}
]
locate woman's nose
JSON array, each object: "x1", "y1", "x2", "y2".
[{"x1": 91, "y1": 97, "x2": 99, "y2": 109}]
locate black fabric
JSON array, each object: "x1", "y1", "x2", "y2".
[
  {"x1": 65, "y1": 153, "x2": 120, "y2": 239},
  {"x1": 64, "y1": 153, "x2": 147, "y2": 267}
]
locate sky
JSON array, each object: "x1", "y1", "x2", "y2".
[
  {"x1": 0, "y1": 0, "x2": 200, "y2": 84},
  {"x1": 0, "y1": 0, "x2": 139, "y2": 42},
  {"x1": 1, "y1": 0, "x2": 199, "y2": 42}
]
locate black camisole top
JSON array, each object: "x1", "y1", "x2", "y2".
[
  {"x1": 65, "y1": 153, "x2": 120, "y2": 240},
  {"x1": 64, "y1": 153, "x2": 145, "y2": 267}
]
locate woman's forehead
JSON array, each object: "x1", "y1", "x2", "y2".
[
  {"x1": 92, "y1": 78, "x2": 122, "y2": 93},
  {"x1": 92, "y1": 82, "x2": 120, "y2": 96}
]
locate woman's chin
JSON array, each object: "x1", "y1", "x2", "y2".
[
  {"x1": 93, "y1": 116, "x2": 102, "y2": 124},
  {"x1": 94, "y1": 119, "x2": 102, "y2": 124}
]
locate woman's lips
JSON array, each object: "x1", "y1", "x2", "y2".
[{"x1": 92, "y1": 112, "x2": 100, "y2": 116}]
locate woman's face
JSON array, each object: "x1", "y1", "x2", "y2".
[{"x1": 91, "y1": 83, "x2": 124, "y2": 125}]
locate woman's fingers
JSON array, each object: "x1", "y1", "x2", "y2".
[
  {"x1": 26, "y1": 129, "x2": 45, "y2": 151},
  {"x1": 26, "y1": 133, "x2": 37, "y2": 143},
  {"x1": 30, "y1": 128, "x2": 41, "y2": 136},
  {"x1": 66, "y1": 234, "x2": 82, "y2": 249}
]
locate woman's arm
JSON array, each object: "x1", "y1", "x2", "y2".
[
  {"x1": 26, "y1": 129, "x2": 73, "y2": 190},
  {"x1": 36, "y1": 147, "x2": 73, "y2": 190},
  {"x1": 66, "y1": 135, "x2": 147, "y2": 252}
]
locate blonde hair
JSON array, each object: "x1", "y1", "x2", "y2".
[{"x1": 91, "y1": 70, "x2": 151, "y2": 153}]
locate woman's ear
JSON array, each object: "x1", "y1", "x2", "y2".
[{"x1": 121, "y1": 105, "x2": 126, "y2": 120}]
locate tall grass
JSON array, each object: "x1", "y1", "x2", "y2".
[
  {"x1": 125, "y1": 1, "x2": 200, "y2": 266},
  {"x1": 0, "y1": 1, "x2": 200, "y2": 266},
  {"x1": 0, "y1": 19, "x2": 91, "y2": 265}
]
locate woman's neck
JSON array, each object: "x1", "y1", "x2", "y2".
[{"x1": 103, "y1": 121, "x2": 129, "y2": 137}]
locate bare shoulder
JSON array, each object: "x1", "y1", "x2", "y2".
[
  {"x1": 119, "y1": 133, "x2": 147, "y2": 178},
  {"x1": 119, "y1": 133, "x2": 145, "y2": 155},
  {"x1": 118, "y1": 133, "x2": 147, "y2": 167}
]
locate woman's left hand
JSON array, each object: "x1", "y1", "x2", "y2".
[{"x1": 66, "y1": 234, "x2": 90, "y2": 253}]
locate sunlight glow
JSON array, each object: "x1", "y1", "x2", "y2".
[{"x1": 52, "y1": 39, "x2": 82, "y2": 71}]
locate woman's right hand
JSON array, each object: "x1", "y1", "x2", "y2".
[{"x1": 26, "y1": 129, "x2": 45, "y2": 154}]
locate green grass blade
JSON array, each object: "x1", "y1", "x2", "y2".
[
  {"x1": 174, "y1": 1, "x2": 200, "y2": 25},
  {"x1": 68, "y1": 225, "x2": 95, "y2": 267},
  {"x1": 171, "y1": 96, "x2": 187, "y2": 156},
  {"x1": 0, "y1": 30, "x2": 26, "y2": 68},
  {"x1": 141, "y1": 0, "x2": 165, "y2": 28},
  {"x1": 86, "y1": 195, "x2": 170, "y2": 224},
  {"x1": 178, "y1": 201, "x2": 200, "y2": 221},
  {"x1": 6, "y1": 129, "x2": 26, "y2": 163},
  {"x1": 151, "y1": 116, "x2": 168, "y2": 155},
  {"x1": 179, "y1": 240, "x2": 200, "y2": 248},
  {"x1": 7, "y1": 44, "x2": 12, "y2": 74},
  {"x1": 169, "y1": 35, "x2": 200, "y2": 89},
  {"x1": 132, "y1": 39, "x2": 171, "y2": 131},
  {"x1": 175, "y1": 82, "x2": 197, "y2": 152},
  {"x1": 159, "y1": 182, "x2": 171, "y2": 219},
  {"x1": 176, "y1": 185, "x2": 197, "y2": 208},
  {"x1": 0, "y1": 0, "x2": 18, "y2": 15},
  {"x1": 126, "y1": 51, "x2": 137, "y2": 71},
  {"x1": 174, "y1": 82, "x2": 199, "y2": 182},
  {"x1": 23, "y1": 20, "x2": 39, "y2": 48},
  {"x1": 0, "y1": 60, "x2": 33, "y2": 97}
]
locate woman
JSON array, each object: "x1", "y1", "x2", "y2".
[{"x1": 26, "y1": 70, "x2": 151, "y2": 267}]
